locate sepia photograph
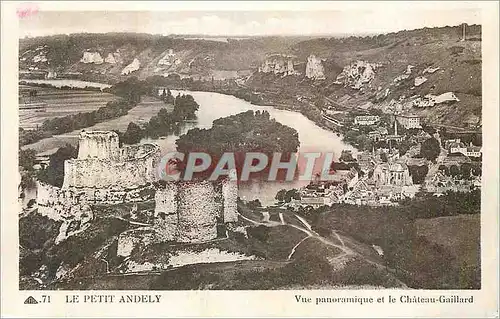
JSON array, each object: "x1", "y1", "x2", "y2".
[
  {"x1": 3, "y1": 1, "x2": 499, "y2": 317},
  {"x1": 14, "y1": 7, "x2": 488, "y2": 293}
]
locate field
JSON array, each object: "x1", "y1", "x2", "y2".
[
  {"x1": 21, "y1": 94, "x2": 171, "y2": 154},
  {"x1": 19, "y1": 85, "x2": 117, "y2": 130}
]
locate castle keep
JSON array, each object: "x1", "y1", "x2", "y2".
[{"x1": 63, "y1": 131, "x2": 160, "y2": 190}]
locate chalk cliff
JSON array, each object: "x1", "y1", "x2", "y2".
[
  {"x1": 335, "y1": 60, "x2": 381, "y2": 89},
  {"x1": 104, "y1": 52, "x2": 121, "y2": 64},
  {"x1": 80, "y1": 51, "x2": 104, "y2": 64},
  {"x1": 121, "y1": 58, "x2": 140, "y2": 75},
  {"x1": 305, "y1": 54, "x2": 326, "y2": 80},
  {"x1": 259, "y1": 54, "x2": 298, "y2": 76}
]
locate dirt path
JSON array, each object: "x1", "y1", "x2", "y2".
[{"x1": 238, "y1": 204, "x2": 409, "y2": 288}]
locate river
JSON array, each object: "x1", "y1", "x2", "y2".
[
  {"x1": 144, "y1": 90, "x2": 356, "y2": 205},
  {"x1": 21, "y1": 82, "x2": 355, "y2": 206}
]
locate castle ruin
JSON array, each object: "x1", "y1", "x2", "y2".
[{"x1": 36, "y1": 130, "x2": 239, "y2": 246}]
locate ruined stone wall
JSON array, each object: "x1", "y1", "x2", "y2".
[
  {"x1": 153, "y1": 183, "x2": 178, "y2": 241},
  {"x1": 75, "y1": 184, "x2": 156, "y2": 204},
  {"x1": 63, "y1": 144, "x2": 160, "y2": 189},
  {"x1": 177, "y1": 181, "x2": 218, "y2": 243},
  {"x1": 37, "y1": 182, "x2": 85, "y2": 220},
  {"x1": 221, "y1": 179, "x2": 238, "y2": 223},
  {"x1": 37, "y1": 181, "x2": 155, "y2": 221}
]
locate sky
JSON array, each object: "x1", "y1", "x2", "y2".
[{"x1": 19, "y1": 7, "x2": 482, "y2": 38}]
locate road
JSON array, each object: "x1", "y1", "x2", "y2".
[{"x1": 425, "y1": 130, "x2": 448, "y2": 184}]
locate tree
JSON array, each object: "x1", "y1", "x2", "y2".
[
  {"x1": 460, "y1": 163, "x2": 472, "y2": 179},
  {"x1": 409, "y1": 165, "x2": 429, "y2": 184},
  {"x1": 284, "y1": 189, "x2": 301, "y2": 203},
  {"x1": 439, "y1": 165, "x2": 449, "y2": 175},
  {"x1": 422, "y1": 124, "x2": 436, "y2": 135},
  {"x1": 398, "y1": 140, "x2": 411, "y2": 156},
  {"x1": 19, "y1": 149, "x2": 36, "y2": 171},
  {"x1": 449, "y1": 165, "x2": 460, "y2": 177},
  {"x1": 161, "y1": 88, "x2": 174, "y2": 104},
  {"x1": 248, "y1": 199, "x2": 262, "y2": 208},
  {"x1": 122, "y1": 122, "x2": 144, "y2": 145},
  {"x1": 471, "y1": 165, "x2": 482, "y2": 176},
  {"x1": 339, "y1": 150, "x2": 355, "y2": 162},
  {"x1": 420, "y1": 137, "x2": 440, "y2": 162},
  {"x1": 275, "y1": 189, "x2": 287, "y2": 202},
  {"x1": 37, "y1": 144, "x2": 78, "y2": 187},
  {"x1": 380, "y1": 152, "x2": 388, "y2": 163},
  {"x1": 356, "y1": 135, "x2": 372, "y2": 151}
]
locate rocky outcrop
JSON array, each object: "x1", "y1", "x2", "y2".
[
  {"x1": 335, "y1": 60, "x2": 381, "y2": 89},
  {"x1": 305, "y1": 54, "x2": 325, "y2": 80},
  {"x1": 167, "y1": 248, "x2": 256, "y2": 267},
  {"x1": 414, "y1": 76, "x2": 428, "y2": 87},
  {"x1": 121, "y1": 58, "x2": 140, "y2": 75},
  {"x1": 393, "y1": 65, "x2": 415, "y2": 83},
  {"x1": 422, "y1": 66, "x2": 440, "y2": 74},
  {"x1": 259, "y1": 54, "x2": 298, "y2": 76},
  {"x1": 122, "y1": 247, "x2": 257, "y2": 272},
  {"x1": 80, "y1": 52, "x2": 104, "y2": 64},
  {"x1": 104, "y1": 52, "x2": 121, "y2": 64},
  {"x1": 412, "y1": 92, "x2": 460, "y2": 108},
  {"x1": 158, "y1": 49, "x2": 176, "y2": 66}
]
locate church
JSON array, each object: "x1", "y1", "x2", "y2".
[{"x1": 372, "y1": 162, "x2": 413, "y2": 187}]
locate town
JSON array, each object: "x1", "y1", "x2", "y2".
[{"x1": 288, "y1": 109, "x2": 481, "y2": 208}]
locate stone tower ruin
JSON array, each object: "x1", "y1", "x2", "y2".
[
  {"x1": 153, "y1": 174, "x2": 239, "y2": 244},
  {"x1": 77, "y1": 131, "x2": 120, "y2": 161}
]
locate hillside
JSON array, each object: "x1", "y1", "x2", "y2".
[
  {"x1": 19, "y1": 24, "x2": 482, "y2": 129},
  {"x1": 20, "y1": 202, "x2": 406, "y2": 290}
]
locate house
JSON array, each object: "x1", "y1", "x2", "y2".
[
  {"x1": 322, "y1": 111, "x2": 345, "y2": 127},
  {"x1": 343, "y1": 180, "x2": 377, "y2": 205},
  {"x1": 300, "y1": 196, "x2": 329, "y2": 208},
  {"x1": 329, "y1": 167, "x2": 359, "y2": 189},
  {"x1": 448, "y1": 141, "x2": 467, "y2": 155},
  {"x1": 396, "y1": 114, "x2": 422, "y2": 129},
  {"x1": 447, "y1": 140, "x2": 482, "y2": 158},
  {"x1": 357, "y1": 151, "x2": 375, "y2": 171},
  {"x1": 354, "y1": 115, "x2": 380, "y2": 126},
  {"x1": 443, "y1": 138, "x2": 461, "y2": 149},
  {"x1": 33, "y1": 148, "x2": 59, "y2": 170},
  {"x1": 424, "y1": 171, "x2": 473, "y2": 193},
  {"x1": 466, "y1": 145, "x2": 482, "y2": 158}
]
